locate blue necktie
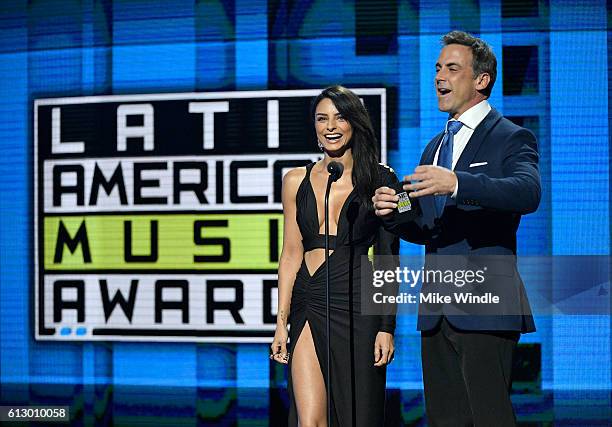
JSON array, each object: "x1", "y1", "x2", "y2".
[{"x1": 435, "y1": 120, "x2": 463, "y2": 217}]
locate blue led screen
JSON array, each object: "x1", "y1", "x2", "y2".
[{"x1": 0, "y1": 0, "x2": 610, "y2": 425}]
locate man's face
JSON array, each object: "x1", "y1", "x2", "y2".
[{"x1": 435, "y1": 44, "x2": 483, "y2": 119}]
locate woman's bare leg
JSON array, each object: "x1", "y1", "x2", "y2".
[{"x1": 291, "y1": 321, "x2": 327, "y2": 427}]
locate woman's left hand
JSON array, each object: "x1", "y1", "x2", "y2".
[{"x1": 373, "y1": 332, "x2": 395, "y2": 367}]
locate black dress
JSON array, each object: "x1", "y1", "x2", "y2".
[{"x1": 287, "y1": 162, "x2": 399, "y2": 427}]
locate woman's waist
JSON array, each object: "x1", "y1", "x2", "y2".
[
  {"x1": 290, "y1": 280, "x2": 365, "y2": 311},
  {"x1": 294, "y1": 263, "x2": 368, "y2": 293},
  {"x1": 301, "y1": 234, "x2": 372, "y2": 253},
  {"x1": 297, "y1": 253, "x2": 370, "y2": 278}
]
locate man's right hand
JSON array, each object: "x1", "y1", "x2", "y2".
[{"x1": 372, "y1": 186, "x2": 399, "y2": 217}]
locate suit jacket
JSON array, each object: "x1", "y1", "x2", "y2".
[{"x1": 382, "y1": 108, "x2": 540, "y2": 332}]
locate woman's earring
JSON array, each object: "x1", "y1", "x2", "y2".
[{"x1": 317, "y1": 140, "x2": 324, "y2": 151}]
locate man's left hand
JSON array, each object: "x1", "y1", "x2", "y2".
[{"x1": 403, "y1": 165, "x2": 457, "y2": 198}]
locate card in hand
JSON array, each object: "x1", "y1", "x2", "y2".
[{"x1": 390, "y1": 180, "x2": 421, "y2": 220}]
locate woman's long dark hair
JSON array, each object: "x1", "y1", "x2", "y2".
[{"x1": 311, "y1": 85, "x2": 380, "y2": 209}]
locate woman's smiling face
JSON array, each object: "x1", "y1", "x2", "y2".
[{"x1": 315, "y1": 97, "x2": 353, "y2": 153}]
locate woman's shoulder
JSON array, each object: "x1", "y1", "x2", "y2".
[
  {"x1": 282, "y1": 165, "x2": 309, "y2": 190},
  {"x1": 281, "y1": 166, "x2": 309, "y2": 204},
  {"x1": 376, "y1": 162, "x2": 399, "y2": 185},
  {"x1": 377, "y1": 162, "x2": 396, "y2": 174}
]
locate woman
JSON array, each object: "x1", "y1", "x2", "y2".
[{"x1": 270, "y1": 86, "x2": 399, "y2": 427}]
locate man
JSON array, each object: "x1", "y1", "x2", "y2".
[{"x1": 372, "y1": 31, "x2": 540, "y2": 426}]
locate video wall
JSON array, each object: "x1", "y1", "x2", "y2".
[
  {"x1": 34, "y1": 89, "x2": 384, "y2": 342},
  {"x1": 0, "y1": 0, "x2": 610, "y2": 424}
]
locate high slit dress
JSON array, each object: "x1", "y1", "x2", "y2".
[{"x1": 287, "y1": 162, "x2": 399, "y2": 427}]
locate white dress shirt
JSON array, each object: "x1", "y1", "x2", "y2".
[{"x1": 432, "y1": 100, "x2": 492, "y2": 197}]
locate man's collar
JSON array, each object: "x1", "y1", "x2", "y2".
[{"x1": 451, "y1": 100, "x2": 491, "y2": 130}]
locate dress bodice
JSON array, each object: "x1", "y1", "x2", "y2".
[{"x1": 295, "y1": 162, "x2": 393, "y2": 253}]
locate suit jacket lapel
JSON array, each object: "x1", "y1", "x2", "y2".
[
  {"x1": 454, "y1": 108, "x2": 502, "y2": 171},
  {"x1": 418, "y1": 132, "x2": 445, "y2": 226},
  {"x1": 422, "y1": 132, "x2": 445, "y2": 166}
]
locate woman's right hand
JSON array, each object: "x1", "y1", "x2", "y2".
[{"x1": 270, "y1": 324, "x2": 289, "y2": 364}]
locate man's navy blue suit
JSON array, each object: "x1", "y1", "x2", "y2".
[{"x1": 382, "y1": 107, "x2": 540, "y2": 333}]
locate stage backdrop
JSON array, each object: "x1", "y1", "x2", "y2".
[
  {"x1": 34, "y1": 89, "x2": 386, "y2": 342},
  {"x1": 1, "y1": 0, "x2": 610, "y2": 425}
]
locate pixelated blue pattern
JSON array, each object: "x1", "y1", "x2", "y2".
[{"x1": 0, "y1": 0, "x2": 610, "y2": 424}]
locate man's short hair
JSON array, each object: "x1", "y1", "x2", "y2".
[{"x1": 442, "y1": 31, "x2": 497, "y2": 97}]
